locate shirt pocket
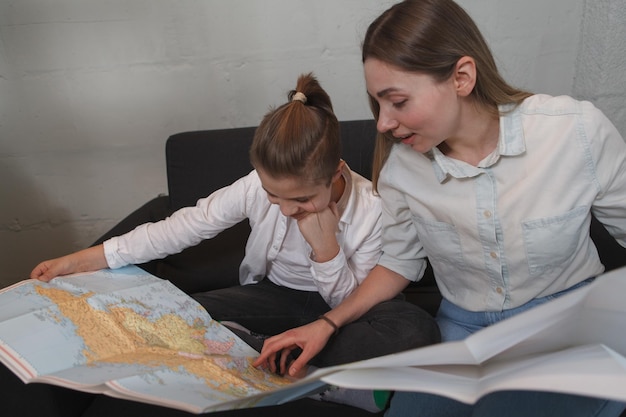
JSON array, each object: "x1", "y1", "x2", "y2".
[
  {"x1": 522, "y1": 206, "x2": 588, "y2": 278},
  {"x1": 412, "y1": 216, "x2": 465, "y2": 267}
]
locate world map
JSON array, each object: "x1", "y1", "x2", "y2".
[{"x1": 0, "y1": 266, "x2": 312, "y2": 413}]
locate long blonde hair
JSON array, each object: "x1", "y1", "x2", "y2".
[{"x1": 362, "y1": 0, "x2": 532, "y2": 190}]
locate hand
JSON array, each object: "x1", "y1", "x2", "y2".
[
  {"x1": 30, "y1": 245, "x2": 108, "y2": 282},
  {"x1": 30, "y1": 257, "x2": 74, "y2": 282},
  {"x1": 253, "y1": 319, "x2": 336, "y2": 377},
  {"x1": 297, "y1": 202, "x2": 340, "y2": 263}
]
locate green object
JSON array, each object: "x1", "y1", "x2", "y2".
[{"x1": 373, "y1": 390, "x2": 392, "y2": 410}]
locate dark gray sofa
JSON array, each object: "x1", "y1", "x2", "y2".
[{"x1": 87, "y1": 119, "x2": 626, "y2": 417}]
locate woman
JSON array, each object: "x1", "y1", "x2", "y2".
[{"x1": 255, "y1": 1, "x2": 626, "y2": 416}]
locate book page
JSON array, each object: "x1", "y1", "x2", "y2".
[{"x1": 321, "y1": 267, "x2": 626, "y2": 404}]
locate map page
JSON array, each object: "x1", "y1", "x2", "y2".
[{"x1": 0, "y1": 266, "x2": 326, "y2": 413}]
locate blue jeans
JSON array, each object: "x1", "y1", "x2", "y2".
[
  {"x1": 192, "y1": 279, "x2": 440, "y2": 367},
  {"x1": 386, "y1": 278, "x2": 626, "y2": 417}
]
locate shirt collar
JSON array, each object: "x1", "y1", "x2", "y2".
[{"x1": 429, "y1": 103, "x2": 527, "y2": 182}]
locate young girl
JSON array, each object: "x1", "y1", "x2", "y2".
[
  {"x1": 19, "y1": 72, "x2": 438, "y2": 416},
  {"x1": 255, "y1": 2, "x2": 626, "y2": 417}
]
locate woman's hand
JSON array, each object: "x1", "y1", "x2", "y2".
[
  {"x1": 253, "y1": 318, "x2": 336, "y2": 377},
  {"x1": 254, "y1": 266, "x2": 411, "y2": 377},
  {"x1": 30, "y1": 245, "x2": 108, "y2": 282}
]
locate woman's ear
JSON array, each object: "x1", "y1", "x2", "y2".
[{"x1": 454, "y1": 56, "x2": 477, "y2": 97}]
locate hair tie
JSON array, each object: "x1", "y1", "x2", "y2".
[{"x1": 292, "y1": 91, "x2": 307, "y2": 104}]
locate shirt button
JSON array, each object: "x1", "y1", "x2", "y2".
[
  {"x1": 483, "y1": 210, "x2": 492, "y2": 218},
  {"x1": 490, "y1": 251, "x2": 498, "y2": 259},
  {"x1": 496, "y1": 287, "x2": 503, "y2": 294}
]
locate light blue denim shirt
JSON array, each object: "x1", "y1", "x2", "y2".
[{"x1": 378, "y1": 94, "x2": 626, "y2": 311}]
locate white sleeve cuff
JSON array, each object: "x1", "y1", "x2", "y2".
[{"x1": 102, "y1": 237, "x2": 128, "y2": 269}]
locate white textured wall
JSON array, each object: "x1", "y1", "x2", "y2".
[
  {"x1": 0, "y1": 0, "x2": 622, "y2": 287},
  {"x1": 574, "y1": 0, "x2": 626, "y2": 134}
]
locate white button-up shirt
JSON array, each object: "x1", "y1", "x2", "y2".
[
  {"x1": 377, "y1": 94, "x2": 626, "y2": 311},
  {"x1": 104, "y1": 165, "x2": 382, "y2": 308}
]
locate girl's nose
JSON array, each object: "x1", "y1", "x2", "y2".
[{"x1": 279, "y1": 201, "x2": 299, "y2": 217}]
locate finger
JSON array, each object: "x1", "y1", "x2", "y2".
[
  {"x1": 255, "y1": 337, "x2": 292, "y2": 368},
  {"x1": 287, "y1": 356, "x2": 306, "y2": 377},
  {"x1": 30, "y1": 268, "x2": 43, "y2": 280},
  {"x1": 30, "y1": 264, "x2": 52, "y2": 281},
  {"x1": 253, "y1": 348, "x2": 276, "y2": 372},
  {"x1": 30, "y1": 262, "x2": 45, "y2": 279},
  {"x1": 252, "y1": 351, "x2": 271, "y2": 370},
  {"x1": 39, "y1": 273, "x2": 54, "y2": 282},
  {"x1": 252, "y1": 352, "x2": 266, "y2": 368},
  {"x1": 279, "y1": 349, "x2": 292, "y2": 375},
  {"x1": 267, "y1": 352, "x2": 277, "y2": 374},
  {"x1": 287, "y1": 347, "x2": 318, "y2": 377},
  {"x1": 39, "y1": 267, "x2": 61, "y2": 282}
]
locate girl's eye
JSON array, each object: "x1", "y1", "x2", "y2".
[{"x1": 295, "y1": 198, "x2": 310, "y2": 203}]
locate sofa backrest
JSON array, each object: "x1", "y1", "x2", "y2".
[{"x1": 165, "y1": 120, "x2": 377, "y2": 210}]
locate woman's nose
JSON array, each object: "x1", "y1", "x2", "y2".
[{"x1": 377, "y1": 110, "x2": 398, "y2": 133}]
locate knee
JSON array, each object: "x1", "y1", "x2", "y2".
[{"x1": 366, "y1": 302, "x2": 441, "y2": 347}]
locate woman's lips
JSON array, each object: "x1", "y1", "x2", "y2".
[{"x1": 399, "y1": 134, "x2": 415, "y2": 145}]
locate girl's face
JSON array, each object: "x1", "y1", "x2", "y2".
[
  {"x1": 364, "y1": 58, "x2": 461, "y2": 154},
  {"x1": 257, "y1": 169, "x2": 334, "y2": 220}
]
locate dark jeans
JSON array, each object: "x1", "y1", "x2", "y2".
[
  {"x1": 192, "y1": 279, "x2": 440, "y2": 367},
  {"x1": 0, "y1": 280, "x2": 439, "y2": 417}
]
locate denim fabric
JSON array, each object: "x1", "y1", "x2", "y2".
[{"x1": 436, "y1": 277, "x2": 595, "y2": 342}]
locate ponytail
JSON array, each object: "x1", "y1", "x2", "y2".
[{"x1": 250, "y1": 73, "x2": 341, "y2": 185}]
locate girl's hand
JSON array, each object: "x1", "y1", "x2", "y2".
[
  {"x1": 30, "y1": 256, "x2": 77, "y2": 282},
  {"x1": 297, "y1": 202, "x2": 340, "y2": 263},
  {"x1": 30, "y1": 245, "x2": 108, "y2": 282}
]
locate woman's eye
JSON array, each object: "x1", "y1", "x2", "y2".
[
  {"x1": 392, "y1": 100, "x2": 407, "y2": 108},
  {"x1": 295, "y1": 198, "x2": 310, "y2": 203}
]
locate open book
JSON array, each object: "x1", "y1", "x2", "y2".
[
  {"x1": 0, "y1": 266, "x2": 328, "y2": 414},
  {"x1": 312, "y1": 266, "x2": 626, "y2": 404}
]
